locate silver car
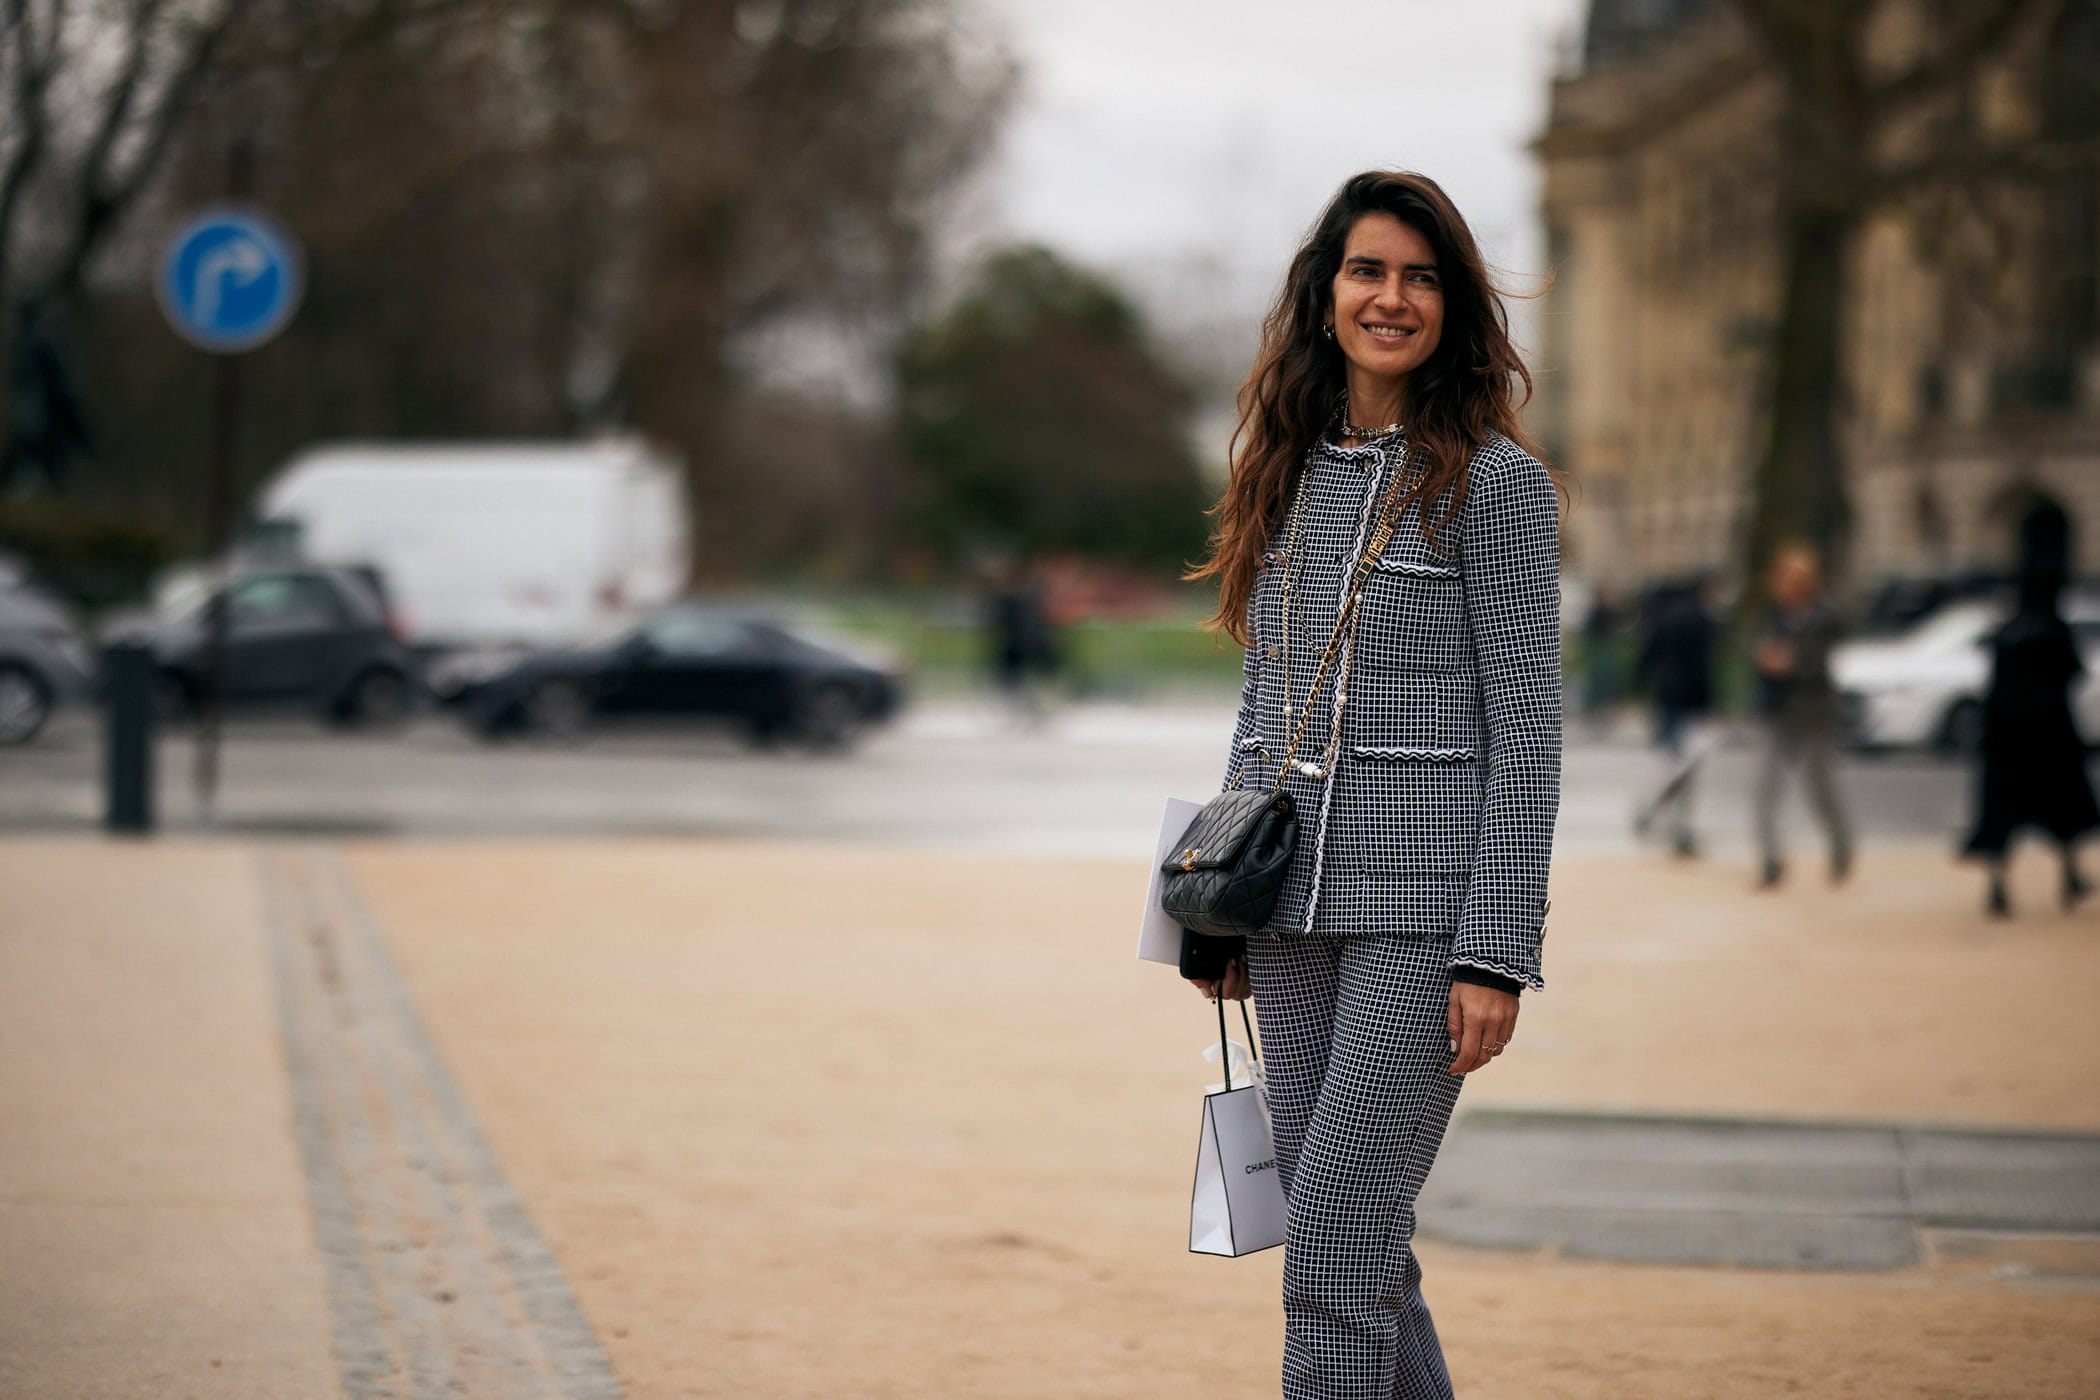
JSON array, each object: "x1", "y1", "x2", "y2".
[
  {"x1": 0, "y1": 577, "x2": 95, "y2": 745},
  {"x1": 1833, "y1": 589, "x2": 2100, "y2": 752}
]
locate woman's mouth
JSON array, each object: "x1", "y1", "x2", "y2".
[{"x1": 1362, "y1": 324, "x2": 1416, "y2": 341}]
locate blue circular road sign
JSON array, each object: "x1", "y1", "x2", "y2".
[{"x1": 157, "y1": 208, "x2": 304, "y2": 353}]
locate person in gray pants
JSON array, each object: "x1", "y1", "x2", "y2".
[{"x1": 1751, "y1": 543, "x2": 1852, "y2": 887}]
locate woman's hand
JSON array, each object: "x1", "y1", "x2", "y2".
[
  {"x1": 1189, "y1": 957, "x2": 1252, "y2": 1003},
  {"x1": 1447, "y1": 982, "x2": 1519, "y2": 1074}
]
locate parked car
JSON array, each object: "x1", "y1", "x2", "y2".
[
  {"x1": 453, "y1": 602, "x2": 904, "y2": 748},
  {"x1": 1856, "y1": 570, "x2": 2016, "y2": 636},
  {"x1": 104, "y1": 565, "x2": 422, "y2": 728},
  {"x1": 0, "y1": 572, "x2": 96, "y2": 745},
  {"x1": 1832, "y1": 589, "x2": 2100, "y2": 752}
]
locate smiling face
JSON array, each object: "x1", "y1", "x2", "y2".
[{"x1": 1326, "y1": 211, "x2": 1445, "y2": 420}]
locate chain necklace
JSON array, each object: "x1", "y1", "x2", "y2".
[
  {"x1": 1274, "y1": 468, "x2": 1313, "y2": 742},
  {"x1": 1331, "y1": 393, "x2": 1403, "y2": 442}
]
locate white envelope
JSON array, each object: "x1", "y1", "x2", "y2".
[{"x1": 1136, "y1": 795, "x2": 1204, "y2": 965}]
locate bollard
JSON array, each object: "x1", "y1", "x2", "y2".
[{"x1": 102, "y1": 640, "x2": 156, "y2": 834}]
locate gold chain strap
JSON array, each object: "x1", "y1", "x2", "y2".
[
  {"x1": 1233, "y1": 447, "x2": 1411, "y2": 794},
  {"x1": 1266, "y1": 514, "x2": 1395, "y2": 790}
]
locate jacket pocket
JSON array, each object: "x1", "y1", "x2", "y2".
[
  {"x1": 1348, "y1": 871, "x2": 1464, "y2": 938},
  {"x1": 1345, "y1": 672, "x2": 1479, "y2": 754},
  {"x1": 1357, "y1": 553, "x2": 1466, "y2": 673},
  {"x1": 1328, "y1": 745, "x2": 1482, "y2": 878}
]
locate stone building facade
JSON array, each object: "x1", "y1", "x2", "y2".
[{"x1": 1533, "y1": 0, "x2": 2100, "y2": 594}]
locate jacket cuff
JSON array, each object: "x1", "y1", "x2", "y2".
[
  {"x1": 1450, "y1": 952, "x2": 1544, "y2": 993},
  {"x1": 1450, "y1": 963, "x2": 1525, "y2": 996}
]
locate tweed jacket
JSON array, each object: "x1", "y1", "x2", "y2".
[{"x1": 1219, "y1": 431, "x2": 1561, "y2": 991}]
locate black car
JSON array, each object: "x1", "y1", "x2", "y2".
[
  {"x1": 108, "y1": 565, "x2": 421, "y2": 728},
  {"x1": 454, "y1": 604, "x2": 903, "y2": 747}
]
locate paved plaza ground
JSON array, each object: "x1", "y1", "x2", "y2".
[{"x1": 2, "y1": 835, "x2": 2097, "y2": 1398}]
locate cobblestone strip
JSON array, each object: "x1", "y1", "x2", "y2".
[{"x1": 261, "y1": 847, "x2": 624, "y2": 1400}]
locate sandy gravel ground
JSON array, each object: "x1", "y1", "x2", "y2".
[
  {"x1": 340, "y1": 838, "x2": 2100, "y2": 1400},
  {"x1": 0, "y1": 844, "x2": 338, "y2": 1400}
]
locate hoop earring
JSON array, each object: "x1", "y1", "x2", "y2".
[{"x1": 1321, "y1": 323, "x2": 1335, "y2": 340}]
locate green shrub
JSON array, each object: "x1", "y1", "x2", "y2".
[{"x1": 0, "y1": 498, "x2": 178, "y2": 611}]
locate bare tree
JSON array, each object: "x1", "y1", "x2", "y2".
[
  {"x1": 617, "y1": 0, "x2": 1014, "y2": 575},
  {"x1": 45, "y1": 0, "x2": 1007, "y2": 567},
  {"x1": 1731, "y1": 0, "x2": 2098, "y2": 584},
  {"x1": 0, "y1": 0, "x2": 255, "y2": 303},
  {"x1": 0, "y1": 0, "x2": 263, "y2": 491}
]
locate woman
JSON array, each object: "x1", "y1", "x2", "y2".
[
  {"x1": 1182, "y1": 170, "x2": 1562, "y2": 1399},
  {"x1": 1963, "y1": 498, "x2": 2097, "y2": 915}
]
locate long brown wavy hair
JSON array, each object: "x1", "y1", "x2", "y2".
[{"x1": 1189, "y1": 170, "x2": 1552, "y2": 644}]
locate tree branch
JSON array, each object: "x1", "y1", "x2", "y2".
[
  {"x1": 208, "y1": 0, "x2": 487, "y2": 90},
  {"x1": 1730, "y1": 0, "x2": 1847, "y2": 77},
  {"x1": 1868, "y1": 131, "x2": 2100, "y2": 206},
  {"x1": 0, "y1": 0, "x2": 54, "y2": 284},
  {"x1": 31, "y1": 0, "x2": 68, "y2": 73},
  {"x1": 73, "y1": 0, "x2": 170, "y2": 209},
  {"x1": 103, "y1": 0, "x2": 253, "y2": 208},
  {"x1": 52, "y1": 0, "x2": 254, "y2": 293},
  {"x1": 1868, "y1": 0, "x2": 2045, "y2": 112}
]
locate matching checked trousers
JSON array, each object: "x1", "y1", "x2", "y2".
[{"x1": 1245, "y1": 930, "x2": 1468, "y2": 1400}]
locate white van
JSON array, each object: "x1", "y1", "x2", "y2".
[{"x1": 255, "y1": 439, "x2": 690, "y2": 661}]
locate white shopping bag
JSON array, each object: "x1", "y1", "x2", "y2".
[
  {"x1": 1189, "y1": 1003, "x2": 1286, "y2": 1257},
  {"x1": 1137, "y1": 796, "x2": 1204, "y2": 965}
]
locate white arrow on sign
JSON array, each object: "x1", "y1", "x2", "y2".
[
  {"x1": 191, "y1": 236, "x2": 271, "y2": 329},
  {"x1": 158, "y1": 206, "x2": 304, "y2": 353}
]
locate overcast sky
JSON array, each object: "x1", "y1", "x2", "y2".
[{"x1": 961, "y1": 0, "x2": 1592, "y2": 393}]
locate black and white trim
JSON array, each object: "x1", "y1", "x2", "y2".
[{"x1": 1348, "y1": 745, "x2": 1479, "y2": 764}]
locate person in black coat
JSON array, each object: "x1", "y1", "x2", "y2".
[
  {"x1": 983, "y1": 557, "x2": 1059, "y2": 725},
  {"x1": 1962, "y1": 500, "x2": 2097, "y2": 915},
  {"x1": 1632, "y1": 576, "x2": 1720, "y2": 855}
]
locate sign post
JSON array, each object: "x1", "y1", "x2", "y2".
[{"x1": 155, "y1": 196, "x2": 303, "y2": 823}]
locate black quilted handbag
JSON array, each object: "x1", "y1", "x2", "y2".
[
  {"x1": 1161, "y1": 498, "x2": 1402, "y2": 943},
  {"x1": 1159, "y1": 787, "x2": 1300, "y2": 938}
]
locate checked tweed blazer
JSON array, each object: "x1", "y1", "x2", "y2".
[{"x1": 1219, "y1": 431, "x2": 1562, "y2": 991}]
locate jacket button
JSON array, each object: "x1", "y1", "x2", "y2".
[{"x1": 1267, "y1": 644, "x2": 1282, "y2": 659}]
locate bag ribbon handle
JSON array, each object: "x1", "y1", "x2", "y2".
[{"x1": 1214, "y1": 995, "x2": 1261, "y2": 1093}]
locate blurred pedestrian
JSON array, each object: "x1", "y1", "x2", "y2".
[
  {"x1": 1182, "y1": 170, "x2": 1559, "y2": 1400},
  {"x1": 4, "y1": 298, "x2": 93, "y2": 496},
  {"x1": 1632, "y1": 576, "x2": 1719, "y2": 856},
  {"x1": 1751, "y1": 543, "x2": 1853, "y2": 888},
  {"x1": 1962, "y1": 500, "x2": 2097, "y2": 916},
  {"x1": 984, "y1": 556, "x2": 1057, "y2": 726},
  {"x1": 1580, "y1": 583, "x2": 1626, "y2": 731}
]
